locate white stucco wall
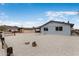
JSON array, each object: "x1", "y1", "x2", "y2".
[{"x1": 40, "y1": 22, "x2": 71, "y2": 35}]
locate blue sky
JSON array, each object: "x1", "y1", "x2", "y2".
[{"x1": 0, "y1": 3, "x2": 79, "y2": 29}]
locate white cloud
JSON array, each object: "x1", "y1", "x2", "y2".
[
  {"x1": 0, "y1": 12, "x2": 21, "y2": 26},
  {"x1": 46, "y1": 11, "x2": 68, "y2": 22},
  {"x1": 46, "y1": 11, "x2": 78, "y2": 21},
  {"x1": 62, "y1": 11, "x2": 78, "y2": 15},
  {"x1": 22, "y1": 21, "x2": 44, "y2": 28},
  {"x1": 74, "y1": 24, "x2": 79, "y2": 29},
  {"x1": 0, "y1": 11, "x2": 79, "y2": 29},
  {"x1": 37, "y1": 18, "x2": 44, "y2": 21},
  {"x1": 46, "y1": 11, "x2": 79, "y2": 21},
  {"x1": 46, "y1": 11, "x2": 78, "y2": 17},
  {"x1": 45, "y1": 11, "x2": 79, "y2": 29},
  {"x1": 46, "y1": 11, "x2": 62, "y2": 17},
  {"x1": 0, "y1": 12, "x2": 40, "y2": 27},
  {"x1": 0, "y1": 11, "x2": 44, "y2": 28},
  {"x1": 0, "y1": 20, "x2": 20, "y2": 26},
  {"x1": 0, "y1": 20, "x2": 42, "y2": 28},
  {"x1": 76, "y1": 19, "x2": 79, "y2": 22}
]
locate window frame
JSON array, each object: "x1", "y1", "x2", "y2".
[
  {"x1": 55, "y1": 26, "x2": 63, "y2": 31},
  {"x1": 44, "y1": 27, "x2": 48, "y2": 31}
]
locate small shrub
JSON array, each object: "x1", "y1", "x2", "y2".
[
  {"x1": 32, "y1": 41, "x2": 37, "y2": 47},
  {"x1": 25, "y1": 42, "x2": 30, "y2": 45}
]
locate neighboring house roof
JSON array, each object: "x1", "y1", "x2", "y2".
[
  {"x1": 0, "y1": 25, "x2": 19, "y2": 31},
  {"x1": 36, "y1": 20, "x2": 74, "y2": 28}
]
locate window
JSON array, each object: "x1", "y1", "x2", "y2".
[
  {"x1": 55, "y1": 26, "x2": 63, "y2": 31},
  {"x1": 59, "y1": 27, "x2": 63, "y2": 31},
  {"x1": 56, "y1": 27, "x2": 58, "y2": 31},
  {"x1": 44, "y1": 27, "x2": 48, "y2": 31}
]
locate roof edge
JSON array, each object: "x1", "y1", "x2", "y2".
[{"x1": 36, "y1": 20, "x2": 74, "y2": 28}]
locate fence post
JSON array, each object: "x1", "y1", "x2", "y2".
[
  {"x1": 7, "y1": 47, "x2": 13, "y2": 56},
  {"x1": 1, "y1": 37, "x2": 5, "y2": 49}
]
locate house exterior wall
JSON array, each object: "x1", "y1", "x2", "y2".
[{"x1": 40, "y1": 22, "x2": 71, "y2": 35}]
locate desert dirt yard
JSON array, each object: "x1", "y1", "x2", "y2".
[{"x1": 0, "y1": 33, "x2": 79, "y2": 56}]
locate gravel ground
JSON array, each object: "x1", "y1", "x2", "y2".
[{"x1": 0, "y1": 33, "x2": 79, "y2": 56}]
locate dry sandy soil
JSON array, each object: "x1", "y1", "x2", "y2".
[{"x1": 0, "y1": 33, "x2": 79, "y2": 56}]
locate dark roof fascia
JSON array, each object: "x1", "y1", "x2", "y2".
[{"x1": 37, "y1": 20, "x2": 74, "y2": 28}]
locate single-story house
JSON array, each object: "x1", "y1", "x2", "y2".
[{"x1": 35, "y1": 20, "x2": 74, "y2": 35}]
